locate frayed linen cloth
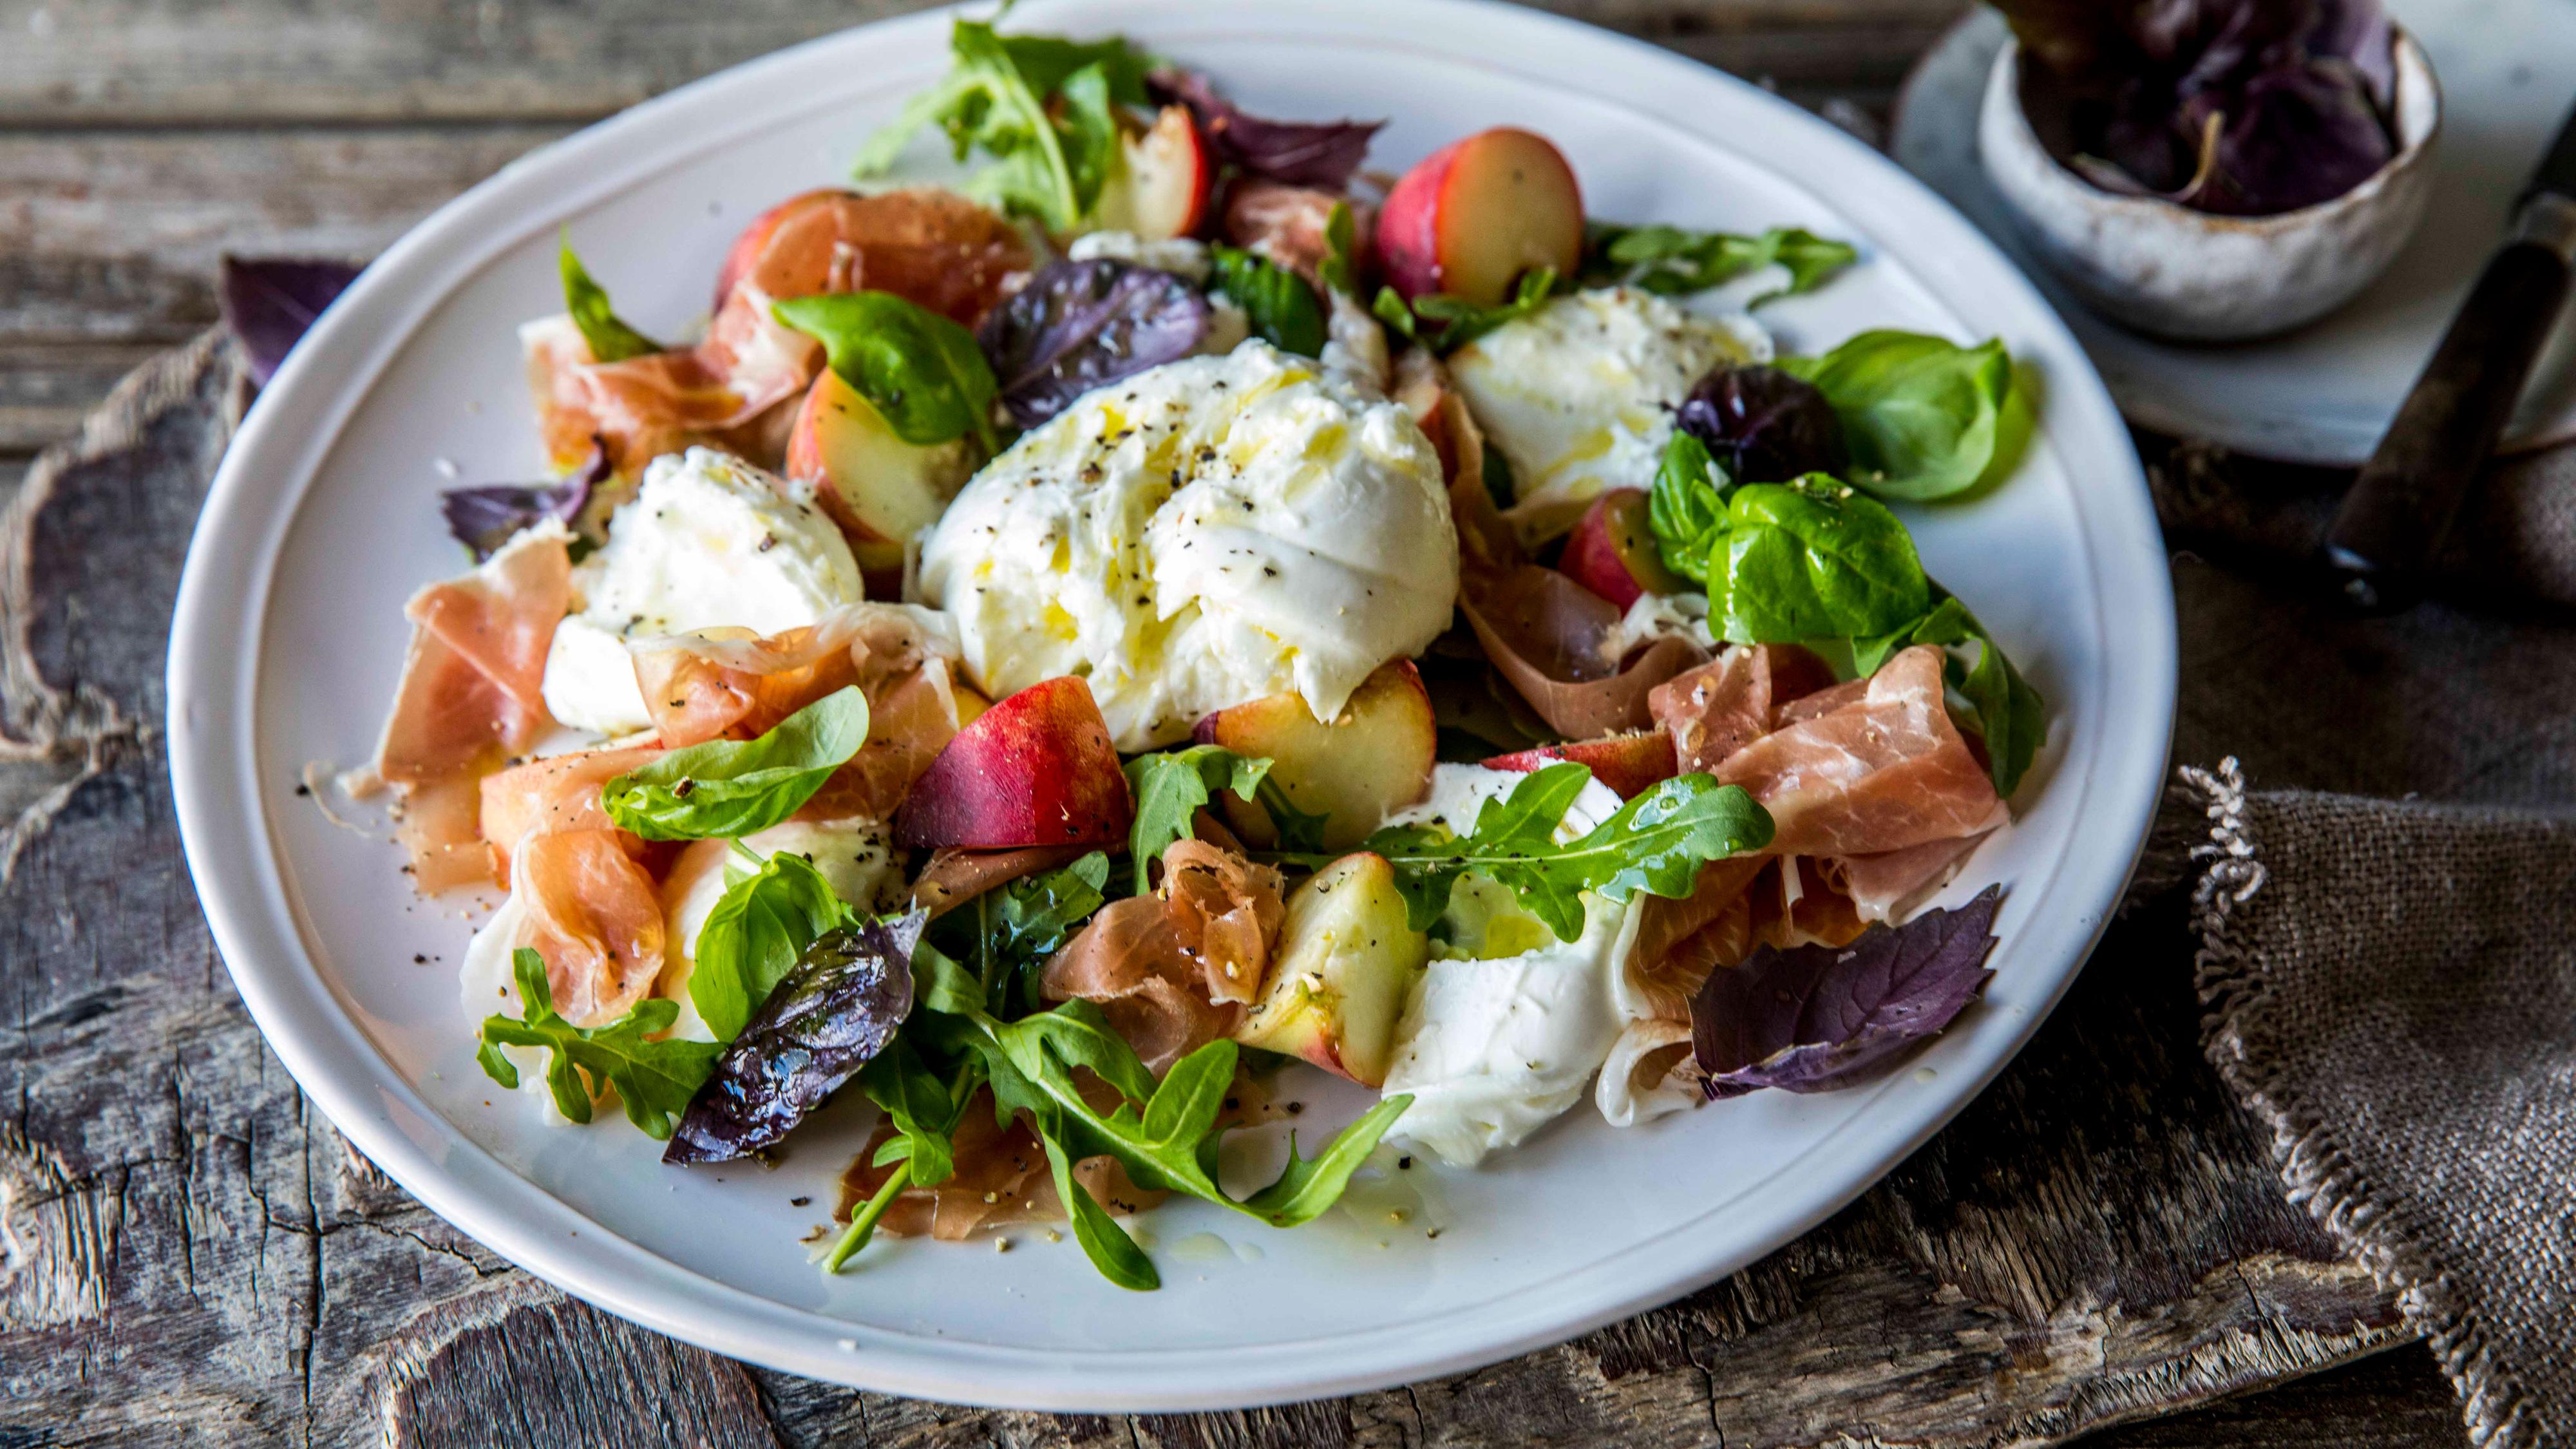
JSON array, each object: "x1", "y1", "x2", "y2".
[{"x1": 2174, "y1": 759, "x2": 2576, "y2": 1448}]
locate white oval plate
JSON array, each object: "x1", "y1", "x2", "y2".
[{"x1": 167, "y1": 0, "x2": 2175, "y2": 1411}]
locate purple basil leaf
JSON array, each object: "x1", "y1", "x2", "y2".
[
  {"x1": 219, "y1": 256, "x2": 364, "y2": 388},
  {"x1": 2311, "y1": 0, "x2": 2395, "y2": 108},
  {"x1": 1994, "y1": 0, "x2": 2397, "y2": 216},
  {"x1": 1148, "y1": 67, "x2": 1383, "y2": 190},
  {"x1": 2186, "y1": 61, "x2": 2394, "y2": 214},
  {"x1": 1692, "y1": 884, "x2": 2001, "y2": 1097},
  {"x1": 439, "y1": 443, "x2": 607, "y2": 562},
  {"x1": 1674, "y1": 366, "x2": 1850, "y2": 486},
  {"x1": 977, "y1": 258, "x2": 1209, "y2": 428},
  {"x1": 665, "y1": 909, "x2": 923, "y2": 1165}
]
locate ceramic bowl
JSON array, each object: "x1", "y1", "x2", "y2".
[{"x1": 1978, "y1": 30, "x2": 2441, "y2": 343}]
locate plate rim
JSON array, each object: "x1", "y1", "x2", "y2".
[{"x1": 166, "y1": 0, "x2": 2179, "y2": 1409}]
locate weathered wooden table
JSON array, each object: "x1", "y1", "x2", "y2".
[{"x1": 0, "y1": 2, "x2": 2474, "y2": 1443}]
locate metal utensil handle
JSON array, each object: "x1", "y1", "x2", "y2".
[{"x1": 2324, "y1": 194, "x2": 2576, "y2": 611}]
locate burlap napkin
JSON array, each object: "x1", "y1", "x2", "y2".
[{"x1": 2146, "y1": 440, "x2": 2576, "y2": 1448}]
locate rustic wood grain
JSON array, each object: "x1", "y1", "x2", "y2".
[
  {"x1": 0, "y1": 0, "x2": 1963, "y2": 126},
  {"x1": 0, "y1": 335, "x2": 2441, "y2": 1447}
]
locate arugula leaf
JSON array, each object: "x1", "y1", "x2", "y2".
[
  {"x1": 853, "y1": 19, "x2": 1149, "y2": 231},
  {"x1": 477, "y1": 949, "x2": 720, "y2": 1139},
  {"x1": 1586, "y1": 223, "x2": 1857, "y2": 302},
  {"x1": 1210, "y1": 245, "x2": 1327, "y2": 357},
  {"x1": 993, "y1": 998, "x2": 1160, "y2": 1108},
  {"x1": 1853, "y1": 592, "x2": 2045, "y2": 797},
  {"x1": 1344, "y1": 764, "x2": 1776, "y2": 940},
  {"x1": 922, "y1": 852, "x2": 1112, "y2": 1015},
  {"x1": 1777, "y1": 331, "x2": 2016, "y2": 502},
  {"x1": 1371, "y1": 266, "x2": 1560, "y2": 354},
  {"x1": 1124, "y1": 746, "x2": 1273, "y2": 893},
  {"x1": 690, "y1": 849, "x2": 853, "y2": 1042},
  {"x1": 602, "y1": 688, "x2": 869, "y2": 842},
  {"x1": 969, "y1": 1023, "x2": 1410, "y2": 1231},
  {"x1": 557, "y1": 234, "x2": 661, "y2": 363},
  {"x1": 827, "y1": 1041, "x2": 987, "y2": 1274},
  {"x1": 773, "y1": 292, "x2": 999, "y2": 452},
  {"x1": 1316, "y1": 201, "x2": 1360, "y2": 296}
]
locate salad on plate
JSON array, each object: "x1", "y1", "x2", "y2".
[{"x1": 357, "y1": 12, "x2": 2040, "y2": 1291}]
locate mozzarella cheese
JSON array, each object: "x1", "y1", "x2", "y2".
[
  {"x1": 654, "y1": 819, "x2": 907, "y2": 1042},
  {"x1": 1376, "y1": 764, "x2": 1643, "y2": 1167},
  {"x1": 916, "y1": 342, "x2": 1457, "y2": 751},
  {"x1": 1449, "y1": 287, "x2": 1768, "y2": 542},
  {"x1": 540, "y1": 447, "x2": 864, "y2": 735}
]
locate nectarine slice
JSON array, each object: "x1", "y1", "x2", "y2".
[{"x1": 895, "y1": 676, "x2": 1135, "y2": 849}]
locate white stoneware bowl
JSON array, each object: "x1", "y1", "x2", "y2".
[
  {"x1": 1980, "y1": 30, "x2": 2441, "y2": 343},
  {"x1": 166, "y1": 0, "x2": 2176, "y2": 1410}
]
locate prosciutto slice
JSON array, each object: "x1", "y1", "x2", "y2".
[
  {"x1": 1820, "y1": 802, "x2": 2009, "y2": 923},
  {"x1": 630, "y1": 603, "x2": 967, "y2": 822},
  {"x1": 374, "y1": 524, "x2": 573, "y2": 891},
  {"x1": 1041, "y1": 840, "x2": 1285, "y2": 1072},
  {"x1": 477, "y1": 743, "x2": 666, "y2": 886},
  {"x1": 1711, "y1": 645, "x2": 2002, "y2": 859},
  {"x1": 510, "y1": 827, "x2": 668, "y2": 1026},
  {"x1": 527, "y1": 188, "x2": 1028, "y2": 477},
  {"x1": 1397, "y1": 346, "x2": 1708, "y2": 739},
  {"x1": 1649, "y1": 643, "x2": 1839, "y2": 773}
]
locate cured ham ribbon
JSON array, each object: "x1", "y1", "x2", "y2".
[
  {"x1": 1041, "y1": 840, "x2": 1286, "y2": 1072},
  {"x1": 527, "y1": 188, "x2": 1029, "y2": 477},
  {"x1": 1648, "y1": 643, "x2": 1839, "y2": 773},
  {"x1": 629, "y1": 603, "x2": 970, "y2": 824},
  {"x1": 1711, "y1": 645, "x2": 2002, "y2": 859},
  {"x1": 512, "y1": 827, "x2": 668, "y2": 1026},
  {"x1": 477, "y1": 743, "x2": 667, "y2": 887},
  {"x1": 910, "y1": 846, "x2": 1092, "y2": 919},
  {"x1": 1393, "y1": 346, "x2": 1706, "y2": 739},
  {"x1": 374, "y1": 524, "x2": 573, "y2": 891}
]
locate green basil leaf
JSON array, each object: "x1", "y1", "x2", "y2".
[
  {"x1": 1211, "y1": 245, "x2": 1327, "y2": 358},
  {"x1": 475, "y1": 948, "x2": 720, "y2": 1139},
  {"x1": 558, "y1": 234, "x2": 661, "y2": 363},
  {"x1": 1705, "y1": 475, "x2": 1933, "y2": 644},
  {"x1": 1123, "y1": 746, "x2": 1273, "y2": 893},
  {"x1": 1348, "y1": 764, "x2": 1775, "y2": 940},
  {"x1": 690, "y1": 849, "x2": 854, "y2": 1041},
  {"x1": 772, "y1": 292, "x2": 999, "y2": 452},
  {"x1": 1778, "y1": 331, "x2": 2016, "y2": 502},
  {"x1": 1646, "y1": 430, "x2": 1730, "y2": 584},
  {"x1": 601, "y1": 687, "x2": 869, "y2": 842}
]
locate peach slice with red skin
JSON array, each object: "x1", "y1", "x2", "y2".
[
  {"x1": 1195, "y1": 659, "x2": 1437, "y2": 851},
  {"x1": 1559, "y1": 488, "x2": 1687, "y2": 610},
  {"x1": 1121, "y1": 105, "x2": 1213, "y2": 241},
  {"x1": 782, "y1": 366, "x2": 974, "y2": 593},
  {"x1": 1233, "y1": 852, "x2": 1428, "y2": 1088},
  {"x1": 895, "y1": 676, "x2": 1135, "y2": 849},
  {"x1": 1376, "y1": 128, "x2": 1585, "y2": 305},
  {"x1": 1483, "y1": 732, "x2": 1680, "y2": 800}
]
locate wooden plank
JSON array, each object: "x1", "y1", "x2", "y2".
[
  {"x1": 0, "y1": 0, "x2": 1969, "y2": 126},
  {"x1": 0, "y1": 339, "x2": 172, "y2": 451},
  {"x1": 0, "y1": 336, "x2": 2430, "y2": 1448},
  {"x1": 0, "y1": 125, "x2": 566, "y2": 343}
]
